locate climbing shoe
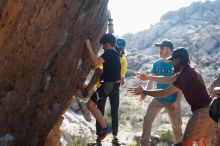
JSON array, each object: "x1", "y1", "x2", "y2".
[
  {"x1": 112, "y1": 137, "x2": 121, "y2": 146},
  {"x1": 96, "y1": 125, "x2": 112, "y2": 141},
  {"x1": 96, "y1": 140, "x2": 102, "y2": 146}
]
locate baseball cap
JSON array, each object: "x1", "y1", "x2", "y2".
[
  {"x1": 167, "y1": 47, "x2": 189, "y2": 61},
  {"x1": 99, "y1": 33, "x2": 116, "y2": 47},
  {"x1": 116, "y1": 38, "x2": 126, "y2": 51},
  {"x1": 155, "y1": 40, "x2": 174, "y2": 50}
]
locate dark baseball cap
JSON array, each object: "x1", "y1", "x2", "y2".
[
  {"x1": 167, "y1": 47, "x2": 189, "y2": 60},
  {"x1": 99, "y1": 33, "x2": 116, "y2": 47},
  {"x1": 155, "y1": 40, "x2": 174, "y2": 50}
]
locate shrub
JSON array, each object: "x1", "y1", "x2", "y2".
[
  {"x1": 66, "y1": 125, "x2": 91, "y2": 146},
  {"x1": 128, "y1": 141, "x2": 137, "y2": 146},
  {"x1": 159, "y1": 130, "x2": 174, "y2": 145},
  {"x1": 67, "y1": 137, "x2": 88, "y2": 146}
]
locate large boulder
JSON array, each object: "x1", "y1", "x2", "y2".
[{"x1": 0, "y1": 0, "x2": 108, "y2": 145}]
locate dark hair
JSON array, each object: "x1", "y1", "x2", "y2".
[
  {"x1": 99, "y1": 33, "x2": 116, "y2": 47},
  {"x1": 173, "y1": 57, "x2": 190, "y2": 73},
  {"x1": 178, "y1": 56, "x2": 190, "y2": 66}
]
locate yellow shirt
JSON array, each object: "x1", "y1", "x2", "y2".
[
  {"x1": 96, "y1": 55, "x2": 127, "y2": 88},
  {"x1": 120, "y1": 55, "x2": 127, "y2": 78}
]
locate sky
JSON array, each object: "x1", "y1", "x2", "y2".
[{"x1": 108, "y1": 0, "x2": 211, "y2": 36}]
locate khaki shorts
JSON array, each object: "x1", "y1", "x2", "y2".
[{"x1": 184, "y1": 107, "x2": 216, "y2": 141}]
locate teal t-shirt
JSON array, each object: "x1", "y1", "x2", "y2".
[{"x1": 150, "y1": 59, "x2": 177, "y2": 103}]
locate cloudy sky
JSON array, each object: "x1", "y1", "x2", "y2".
[{"x1": 108, "y1": 0, "x2": 212, "y2": 36}]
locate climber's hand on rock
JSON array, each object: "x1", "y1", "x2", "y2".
[{"x1": 85, "y1": 39, "x2": 92, "y2": 51}]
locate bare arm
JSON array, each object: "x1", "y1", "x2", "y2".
[
  {"x1": 129, "y1": 85, "x2": 180, "y2": 98},
  {"x1": 138, "y1": 73, "x2": 177, "y2": 84},
  {"x1": 140, "y1": 80, "x2": 155, "y2": 100},
  {"x1": 143, "y1": 85, "x2": 180, "y2": 98},
  {"x1": 85, "y1": 39, "x2": 105, "y2": 66},
  {"x1": 149, "y1": 75, "x2": 176, "y2": 84}
]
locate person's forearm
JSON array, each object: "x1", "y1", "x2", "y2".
[
  {"x1": 148, "y1": 75, "x2": 175, "y2": 84},
  {"x1": 143, "y1": 89, "x2": 169, "y2": 98},
  {"x1": 87, "y1": 48, "x2": 99, "y2": 66},
  {"x1": 142, "y1": 85, "x2": 178, "y2": 98}
]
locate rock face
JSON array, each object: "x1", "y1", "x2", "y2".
[
  {"x1": 45, "y1": 116, "x2": 64, "y2": 146},
  {"x1": 124, "y1": 0, "x2": 220, "y2": 82},
  {"x1": 60, "y1": 107, "x2": 95, "y2": 145},
  {"x1": 0, "y1": 0, "x2": 108, "y2": 145}
]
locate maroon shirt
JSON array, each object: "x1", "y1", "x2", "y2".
[{"x1": 173, "y1": 65, "x2": 211, "y2": 112}]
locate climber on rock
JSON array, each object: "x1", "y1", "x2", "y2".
[
  {"x1": 78, "y1": 39, "x2": 127, "y2": 145},
  {"x1": 77, "y1": 37, "x2": 127, "y2": 146},
  {"x1": 78, "y1": 10, "x2": 127, "y2": 146},
  {"x1": 83, "y1": 33, "x2": 121, "y2": 142},
  {"x1": 129, "y1": 48, "x2": 216, "y2": 146},
  {"x1": 77, "y1": 38, "x2": 127, "y2": 99}
]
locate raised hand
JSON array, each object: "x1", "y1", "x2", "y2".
[
  {"x1": 128, "y1": 85, "x2": 144, "y2": 95},
  {"x1": 137, "y1": 72, "x2": 149, "y2": 81},
  {"x1": 85, "y1": 39, "x2": 92, "y2": 51},
  {"x1": 120, "y1": 77, "x2": 125, "y2": 86}
]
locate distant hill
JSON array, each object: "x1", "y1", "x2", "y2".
[{"x1": 123, "y1": 0, "x2": 220, "y2": 82}]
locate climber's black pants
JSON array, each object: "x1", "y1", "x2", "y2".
[{"x1": 90, "y1": 82, "x2": 120, "y2": 136}]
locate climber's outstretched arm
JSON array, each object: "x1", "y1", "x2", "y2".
[{"x1": 85, "y1": 39, "x2": 105, "y2": 66}]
